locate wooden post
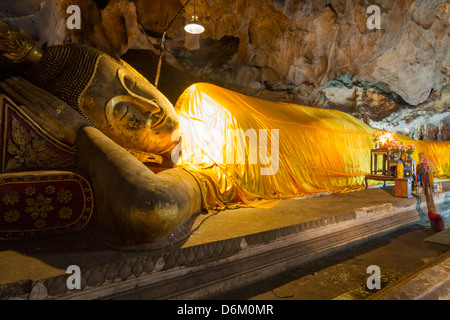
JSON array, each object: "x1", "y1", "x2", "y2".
[
  {"x1": 371, "y1": 151, "x2": 374, "y2": 175},
  {"x1": 423, "y1": 172, "x2": 437, "y2": 214}
]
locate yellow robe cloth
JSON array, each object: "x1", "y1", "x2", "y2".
[{"x1": 173, "y1": 83, "x2": 450, "y2": 212}]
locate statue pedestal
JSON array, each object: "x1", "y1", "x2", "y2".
[{"x1": 1, "y1": 182, "x2": 448, "y2": 300}]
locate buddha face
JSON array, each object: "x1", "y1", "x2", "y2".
[{"x1": 79, "y1": 56, "x2": 179, "y2": 155}]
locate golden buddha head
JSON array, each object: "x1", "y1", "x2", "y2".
[{"x1": 22, "y1": 43, "x2": 179, "y2": 156}]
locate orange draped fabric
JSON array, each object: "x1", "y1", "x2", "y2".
[{"x1": 173, "y1": 83, "x2": 450, "y2": 211}]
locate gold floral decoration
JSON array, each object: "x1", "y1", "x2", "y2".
[
  {"x1": 2, "y1": 191, "x2": 20, "y2": 206},
  {"x1": 25, "y1": 194, "x2": 54, "y2": 220},
  {"x1": 6, "y1": 116, "x2": 74, "y2": 171},
  {"x1": 45, "y1": 186, "x2": 55, "y2": 194},
  {"x1": 25, "y1": 186, "x2": 36, "y2": 196},
  {"x1": 4, "y1": 210, "x2": 20, "y2": 223},
  {"x1": 58, "y1": 207, "x2": 73, "y2": 220},
  {"x1": 34, "y1": 218, "x2": 46, "y2": 229},
  {"x1": 57, "y1": 190, "x2": 72, "y2": 203}
]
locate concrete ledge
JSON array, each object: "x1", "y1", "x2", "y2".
[
  {"x1": 1, "y1": 185, "x2": 448, "y2": 300},
  {"x1": 424, "y1": 228, "x2": 450, "y2": 254},
  {"x1": 2, "y1": 193, "x2": 447, "y2": 300},
  {"x1": 368, "y1": 250, "x2": 450, "y2": 300}
]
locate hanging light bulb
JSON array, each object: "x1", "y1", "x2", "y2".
[
  {"x1": 184, "y1": 0, "x2": 204, "y2": 34},
  {"x1": 155, "y1": 0, "x2": 206, "y2": 87},
  {"x1": 184, "y1": 15, "x2": 205, "y2": 34}
]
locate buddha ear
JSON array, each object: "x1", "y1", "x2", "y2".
[{"x1": 0, "y1": 21, "x2": 43, "y2": 65}]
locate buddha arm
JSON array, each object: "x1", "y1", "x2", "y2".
[{"x1": 75, "y1": 126, "x2": 202, "y2": 243}]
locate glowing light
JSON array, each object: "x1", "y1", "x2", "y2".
[
  {"x1": 374, "y1": 130, "x2": 400, "y2": 150},
  {"x1": 184, "y1": 16, "x2": 205, "y2": 34},
  {"x1": 176, "y1": 91, "x2": 229, "y2": 166}
]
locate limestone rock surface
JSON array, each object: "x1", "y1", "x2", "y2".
[{"x1": 0, "y1": 0, "x2": 448, "y2": 140}]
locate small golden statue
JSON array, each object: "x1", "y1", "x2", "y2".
[{"x1": 0, "y1": 21, "x2": 43, "y2": 64}]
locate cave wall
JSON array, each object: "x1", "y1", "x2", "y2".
[{"x1": 0, "y1": 0, "x2": 448, "y2": 140}]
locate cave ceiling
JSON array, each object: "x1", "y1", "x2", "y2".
[{"x1": 0, "y1": 0, "x2": 449, "y2": 140}]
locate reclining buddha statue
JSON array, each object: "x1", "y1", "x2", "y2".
[{"x1": 0, "y1": 22, "x2": 449, "y2": 246}]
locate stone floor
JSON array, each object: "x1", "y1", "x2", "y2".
[
  {"x1": 0, "y1": 179, "x2": 449, "y2": 299},
  {"x1": 211, "y1": 221, "x2": 448, "y2": 300}
]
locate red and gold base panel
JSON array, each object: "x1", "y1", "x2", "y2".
[{"x1": 0, "y1": 171, "x2": 95, "y2": 240}]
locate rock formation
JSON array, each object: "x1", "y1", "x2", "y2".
[{"x1": 0, "y1": 0, "x2": 448, "y2": 140}]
